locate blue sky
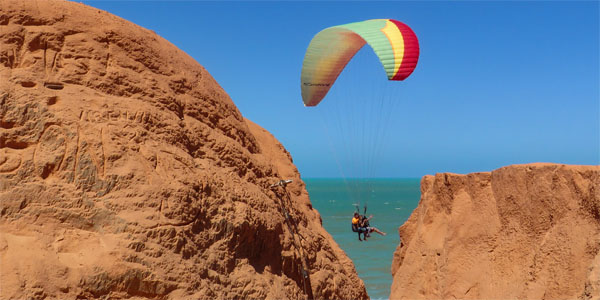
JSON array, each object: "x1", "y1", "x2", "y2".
[{"x1": 83, "y1": 1, "x2": 599, "y2": 178}]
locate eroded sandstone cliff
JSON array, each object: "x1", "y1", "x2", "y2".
[
  {"x1": 391, "y1": 163, "x2": 600, "y2": 300},
  {"x1": 0, "y1": 1, "x2": 367, "y2": 299}
]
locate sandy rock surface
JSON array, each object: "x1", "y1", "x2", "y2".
[
  {"x1": 0, "y1": 1, "x2": 367, "y2": 299},
  {"x1": 391, "y1": 163, "x2": 600, "y2": 300}
]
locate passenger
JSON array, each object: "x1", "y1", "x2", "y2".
[{"x1": 359, "y1": 214, "x2": 386, "y2": 240}]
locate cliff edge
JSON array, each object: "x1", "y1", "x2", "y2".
[
  {"x1": 391, "y1": 163, "x2": 600, "y2": 299},
  {"x1": 0, "y1": 1, "x2": 367, "y2": 299}
]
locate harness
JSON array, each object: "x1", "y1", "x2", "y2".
[{"x1": 351, "y1": 204, "x2": 368, "y2": 232}]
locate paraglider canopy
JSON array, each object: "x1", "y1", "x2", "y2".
[
  {"x1": 299, "y1": 18, "x2": 420, "y2": 216},
  {"x1": 301, "y1": 19, "x2": 420, "y2": 107}
]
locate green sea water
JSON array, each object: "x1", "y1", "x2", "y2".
[{"x1": 304, "y1": 178, "x2": 421, "y2": 300}]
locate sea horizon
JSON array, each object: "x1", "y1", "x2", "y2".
[{"x1": 305, "y1": 178, "x2": 421, "y2": 299}]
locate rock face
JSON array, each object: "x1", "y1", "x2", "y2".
[
  {"x1": 391, "y1": 163, "x2": 600, "y2": 300},
  {"x1": 0, "y1": 1, "x2": 367, "y2": 299}
]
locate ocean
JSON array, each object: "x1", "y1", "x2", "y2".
[{"x1": 304, "y1": 178, "x2": 421, "y2": 300}]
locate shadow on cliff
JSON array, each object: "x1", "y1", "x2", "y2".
[{"x1": 271, "y1": 182, "x2": 315, "y2": 299}]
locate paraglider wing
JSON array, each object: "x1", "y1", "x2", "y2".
[{"x1": 300, "y1": 19, "x2": 420, "y2": 107}]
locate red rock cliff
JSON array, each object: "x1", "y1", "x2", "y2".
[
  {"x1": 0, "y1": 1, "x2": 367, "y2": 299},
  {"x1": 391, "y1": 163, "x2": 599, "y2": 299}
]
